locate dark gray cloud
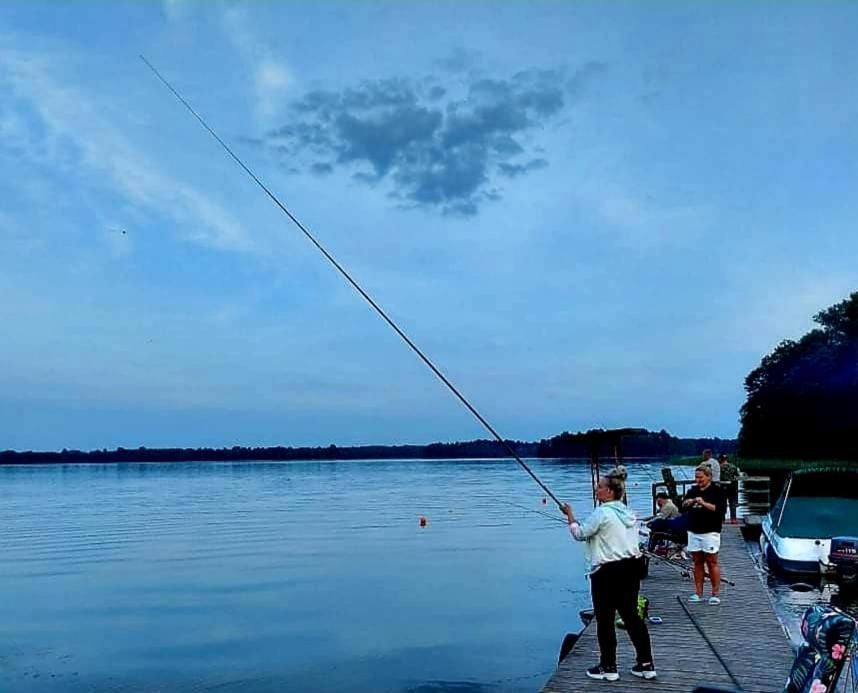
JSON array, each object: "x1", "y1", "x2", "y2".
[
  {"x1": 427, "y1": 85, "x2": 446, "y2": 101},
  {"x1": 498, "y1": 158, "x2": 548, "y2": 178},
  {"x1": 266, "y1": 65, "x2": 600, "y2": 215}
]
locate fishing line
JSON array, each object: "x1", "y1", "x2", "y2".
[
  {"x1": 502, "y1": 500, "x2": 568, "y2": 524},
  {"x1": 140, "y1": 55, "x2": 563, "y2": 509}
]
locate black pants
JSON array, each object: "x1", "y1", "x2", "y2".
[
  {"x1": 726, "y1": 483, "x2": 739, "y2": 520},
  {"x1": 717, "y1": 481, "x2": 739, "y2": 520},
  {"x1": 590, "y1": 557, "x2": 653, "y2": 668}
]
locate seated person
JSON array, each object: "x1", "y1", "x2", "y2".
[
  {"x1": 644, "y1": 493, "x2": 679, "y2": 523},
  {"x1": 645, "y1": 493, "x2": 686, "y2": 551}
]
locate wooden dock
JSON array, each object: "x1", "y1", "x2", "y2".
[{"x1": 541, "y1": 526, "x2": 795, "y2": 692}]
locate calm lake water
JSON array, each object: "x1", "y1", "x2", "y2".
[{"x1": 0, "y1": 458, "x2": 678, "y2": 692}]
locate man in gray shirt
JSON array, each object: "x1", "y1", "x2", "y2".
[
  {"x1": 701, "y1": 449, "x2": 720, "y2": 482},
  {"x1": 645, "y1": 493, "x2": 679, "y2": 522},
  {"x1": 645, "y1": 493, "x2": 681, "y2": 550}
]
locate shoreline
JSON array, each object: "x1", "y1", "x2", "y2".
[{"x1": 0, "y1": 455, "x2": 696, "y2": 466}]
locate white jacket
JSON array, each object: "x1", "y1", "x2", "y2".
[{"x1": 569, "y1": 501, "x2": 641, "y2": 574}]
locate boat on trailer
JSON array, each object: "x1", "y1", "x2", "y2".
[{"x1": 760, "y1": 467, "x2": 858, "y2": 584}]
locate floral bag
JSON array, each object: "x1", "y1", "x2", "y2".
[{"x1": 783, "y1": 604, "x2": 855, "y2": 693}]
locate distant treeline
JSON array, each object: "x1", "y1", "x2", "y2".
[
  {"x1": 0, "y1": 429, "x2": 735, "y2": 465},
  {"x1": 739, "y1": 290, "x2": 858, "y2": 460},
  {"x1": 534, "y1": 429, "x2": 736, "y2": 458}
]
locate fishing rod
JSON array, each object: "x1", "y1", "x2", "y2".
[
  {"x1": 641, "y1": 549, "x2": 691, "y2": 579},
  {"x1": 640, "y1": 547, "x2": 736, "y2": 587},
  {"x1": 140, "y1": 56, "x2": 563, "y2": 510}
]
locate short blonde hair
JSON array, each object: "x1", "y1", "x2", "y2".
[
  {"x1": 600, "y1": 475, "x2": 625, "y2": 500},
  {"x1": 696, "y1": 464, "x2": 712, "y2": 478}
]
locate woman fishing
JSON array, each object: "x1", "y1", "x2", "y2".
[
  {"x1": 144, "y1": 61, "x2": 654, "y2": 682},
  {"x1": 562, "y1": 476, "x2": 657, "y2": 682}
]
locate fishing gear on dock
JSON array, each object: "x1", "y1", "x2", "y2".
[
  {"x1": 642, "y1": 549, "x2": 736, "y2": 587},
  {"x1": 642, "y1": 549, "x2": 691, "y2": 579},
  {"x1": 140, "y1": 55, "x2": 563, "y2": 509}
]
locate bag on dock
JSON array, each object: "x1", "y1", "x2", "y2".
[
  {"x1": 616, "y1": 594, "x2": 649, "y2": 630},
  {"x1": 783, "y1": 604, "x2": 855, "y2": 693}
]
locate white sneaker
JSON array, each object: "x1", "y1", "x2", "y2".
[
  {"x1": 709, "y1": 596, "x2": 721, "y2": 605},
  {"x1": 631, "y1": 662, "x2": 657, "y2": 679},
  {"x1": 689, "y1": 593, "x2": 702, "y2": 603}
]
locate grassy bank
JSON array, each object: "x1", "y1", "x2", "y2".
[
  {"x1": 735, "y1": 458, "x2": 858, "y2": 473},
  {"x1": 668, "y1": 456, "x2": 857, "y2": 473}
]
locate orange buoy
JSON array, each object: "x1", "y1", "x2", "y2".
[{"x1": 419, "y1": 516, "x2": 427, "y2": 527}]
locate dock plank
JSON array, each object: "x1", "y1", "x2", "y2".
[{"x1": 540, "y1": 527, "x2": 794, "y2": 692}]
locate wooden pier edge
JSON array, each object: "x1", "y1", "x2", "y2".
[{"x1": 540, "y1": 527, "x2": 795, "y2": 693}]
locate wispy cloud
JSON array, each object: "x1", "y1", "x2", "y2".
[
  {"x1": 262, "y1": 65, "x2": 598, "y2": 215},
  {"x1": 0, "y1": 43, "x2": 255, "y2": 254},
  {"x1": 593, "y1": 186, "x2": 709, "y2": 247},
  {"x1": 221, "y1": 7, "x2": 293, "y2": 123}
]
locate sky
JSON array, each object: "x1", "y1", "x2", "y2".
[{"x1": 1, "y1": 1, "x2": 857, "y2": 451}]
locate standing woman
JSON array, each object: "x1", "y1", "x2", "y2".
[
  {"x1": 562, "y1": 476, "x2": 657, "y2": 682},
  {"x1": 683, "y1": 464, "x2": 727, "y2": 603}
]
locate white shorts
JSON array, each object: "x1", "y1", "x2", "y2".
[{"x1": 687, "y1": 531, "x2": 721, "y2": 554}]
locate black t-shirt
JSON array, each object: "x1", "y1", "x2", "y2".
[{"x1": 684, "y1": 483, "x2": 727, "y2": 534}]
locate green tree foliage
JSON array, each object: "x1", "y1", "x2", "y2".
[
  {"x1": 739, "y1": 291, "x2": 858, "y2": 459},
  {"x1": 535, "y1": 428, "x2": 734, "y2": 458}
]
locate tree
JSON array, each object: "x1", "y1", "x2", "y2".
[{"x1": 738, "y1": 291, "x2": 858, "y2": 459}]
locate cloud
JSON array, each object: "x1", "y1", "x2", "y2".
[
  {"x1": 427, "y1": 86, "x2": 446, "y2": 101},
  {"x1": 265, "y1": 66, "x2": 588, "y2": 215},
  {"x1": 0, "y1": 45, "x2": 255, "y2": 254},
  {"x1": 498, "y1": 158, "x2": 548, "y2": 178},
  {"x1": 221, "y1": 7, "x2": 293, "y2": 122}
]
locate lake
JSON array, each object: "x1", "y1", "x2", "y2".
[{"x1": 1, "y1": 458, "x2": 682, "y2": 692}]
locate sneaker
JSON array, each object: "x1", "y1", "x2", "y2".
[
  {"x1": 689, "y1": 593, "x2": 702, "y2": 603},
  {"x1": 586, "y1": 664, "x2": 619, "y2": 681},
  {"x1": 709, "y1": 596, "x2": 721, "y2": 605},
  {"x1": 631, "y1": 662, "x2": 658, "y2": 680}
]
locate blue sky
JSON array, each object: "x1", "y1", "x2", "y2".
[{"x1": 2, "y1": 1, "x2": 857, "y2": 451}]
